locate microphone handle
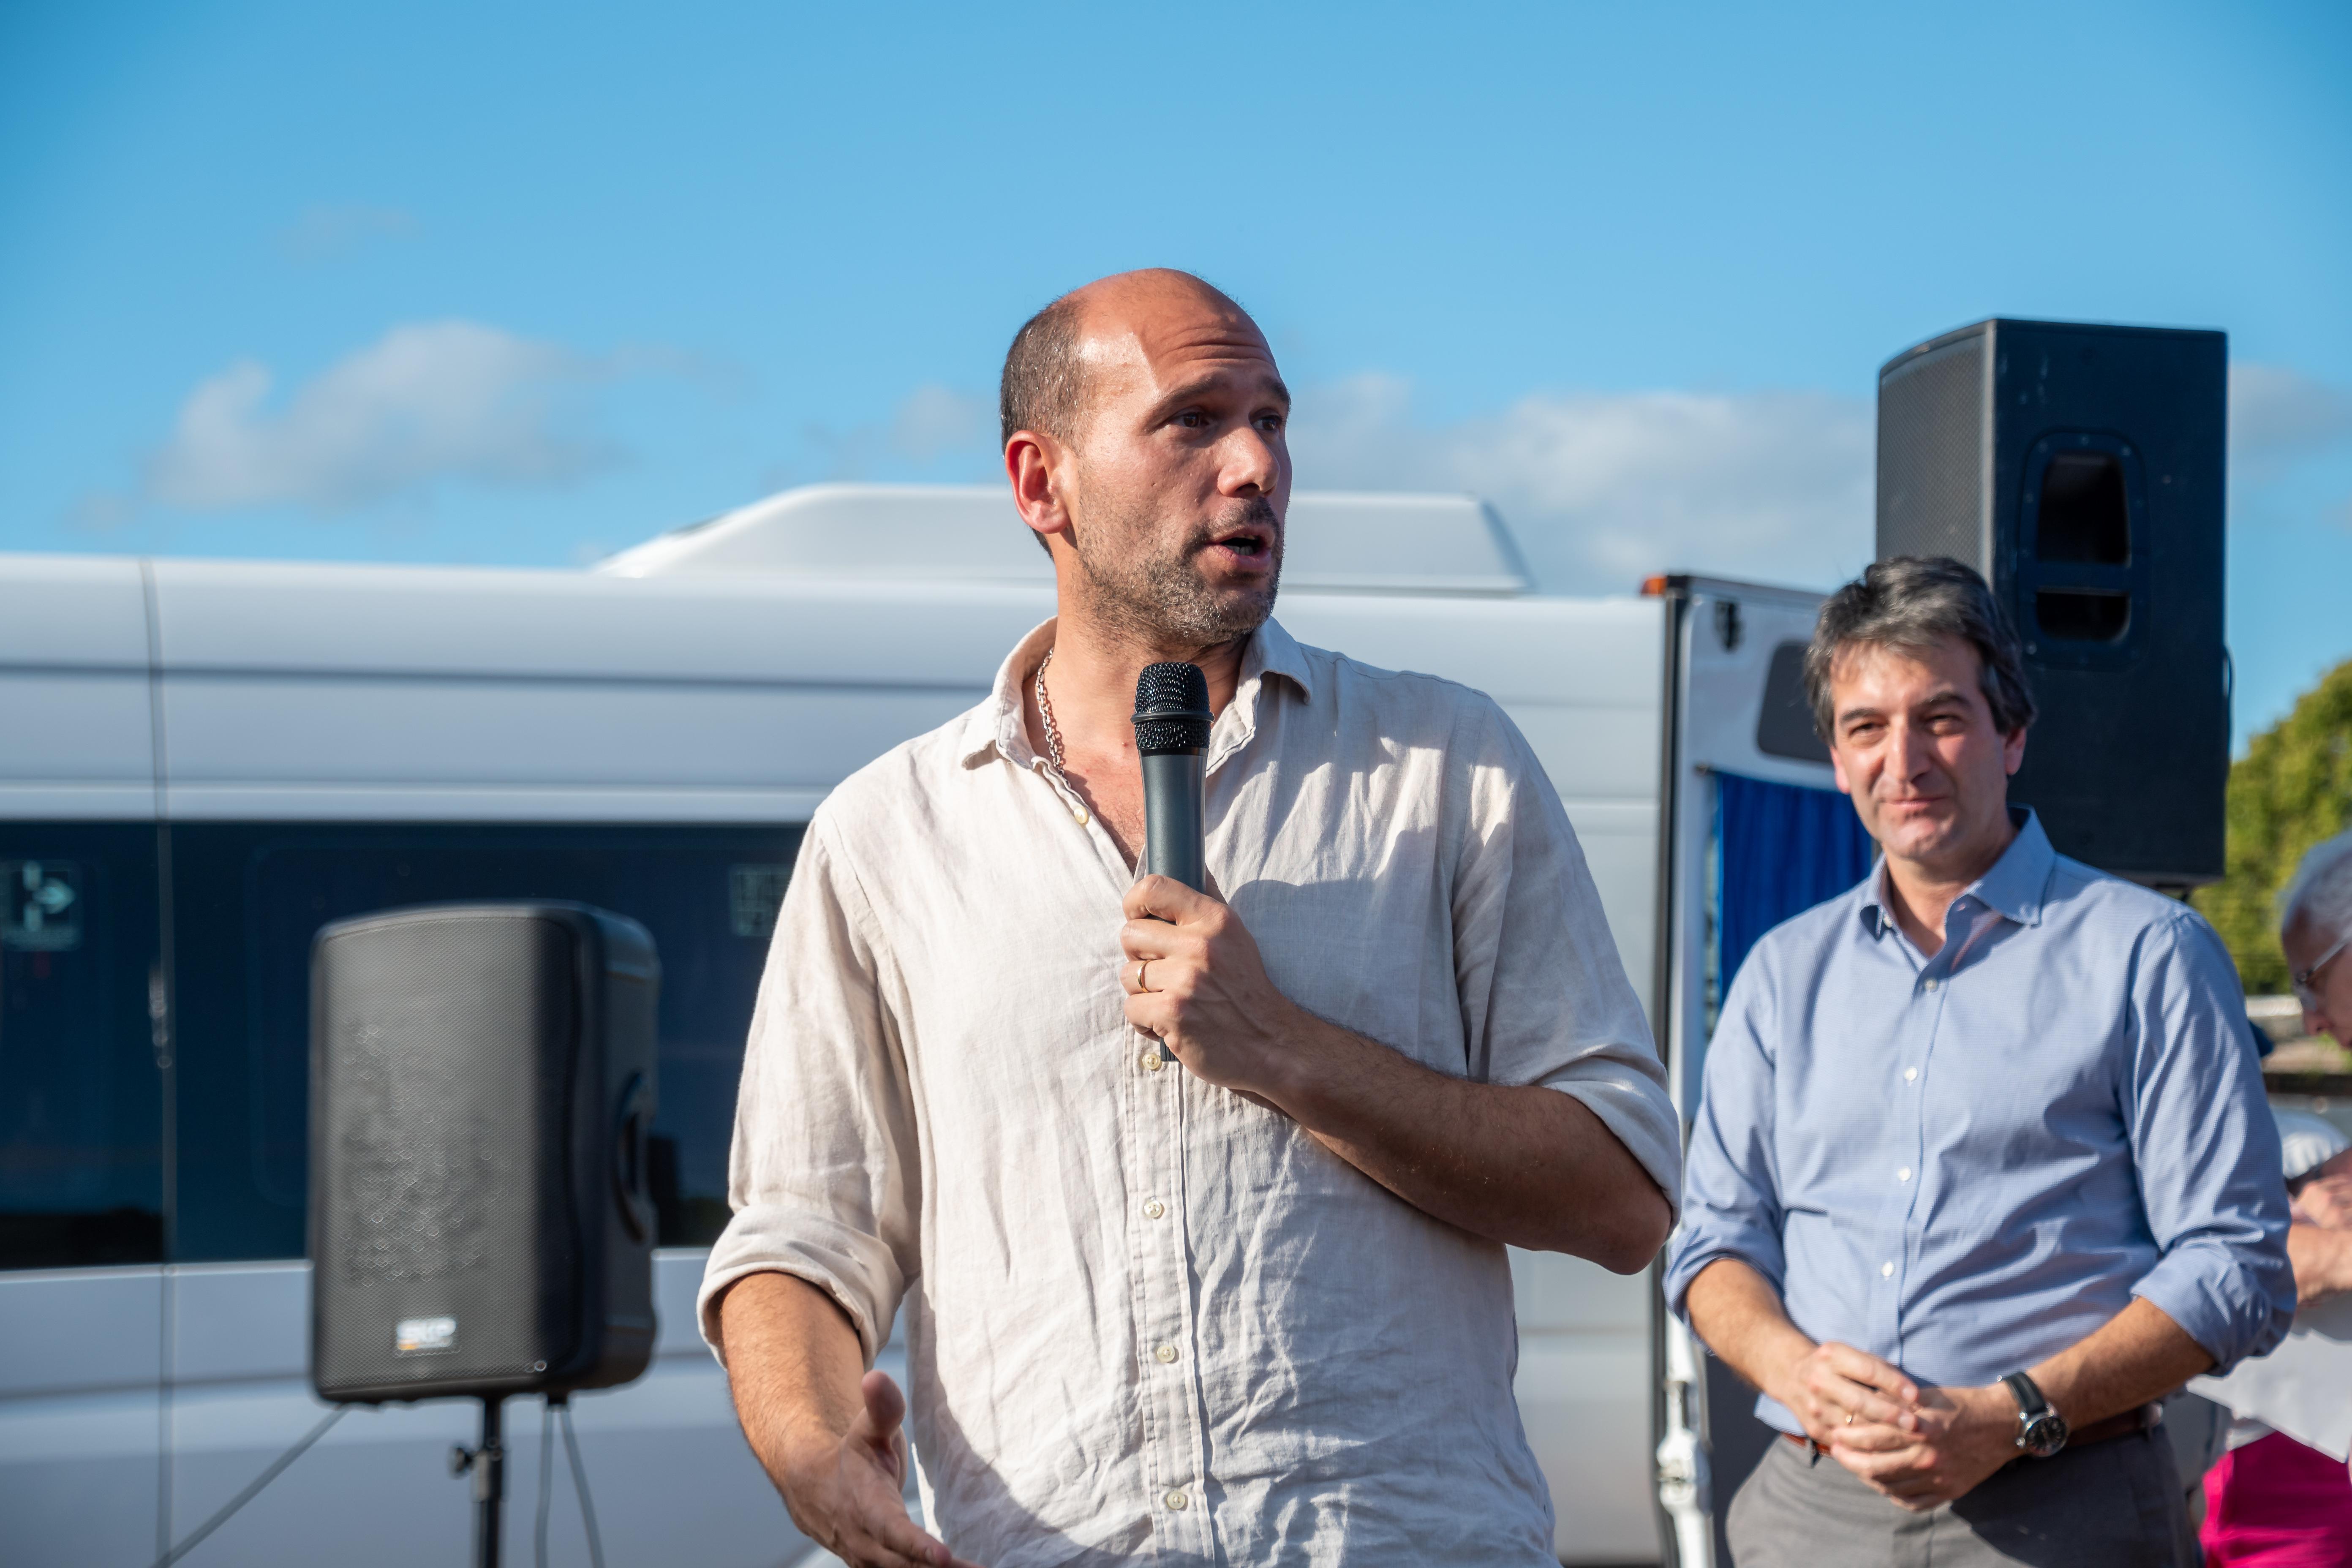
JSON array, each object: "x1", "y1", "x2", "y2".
[{"x1": 1140, "y1": 751, "x2": 1207, "y2": 893}]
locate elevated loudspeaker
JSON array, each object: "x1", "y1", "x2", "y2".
[
  {"x1": 310, "y1": 903, "x2": 660, "y2": 1404},
  {"x1": 1877, "y1": 318, "x2": 2228, "y2": 885}
]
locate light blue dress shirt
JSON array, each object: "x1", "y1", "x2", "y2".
[{"x1": 1665, "y1": 810, "x2": 2294, "y2": 1434}]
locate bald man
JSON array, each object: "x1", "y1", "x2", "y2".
[{"x1": 700, "y1": 270, "x2": 1679, "y2": 1568}]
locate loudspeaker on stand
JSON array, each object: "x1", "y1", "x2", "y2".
[{"x1": 1876, "y1": 317, "x2": 2228, "y2": 886}]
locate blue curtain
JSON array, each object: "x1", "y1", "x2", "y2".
[{"x1": 1715, "y1": 770, "x2": 1876, "y2": 993}]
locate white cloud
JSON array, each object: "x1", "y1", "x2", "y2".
[
  {"x1": 1290, "y1": 373, "x2": 1873, "y2": 595},
  {"x1": 128, "y1": 320, "x2": 622, "y2": 516},
  {"x1": 2231, "y1": 363, "x2": 2352, "y2": 485},
  {"x1": 776, "y1": 384, "x2": 997, "y2": 487},
  {"x1": 1281, "y1": 363, "x2": 2350, "y2": 591},
  {"x1": 890, "y1": 383, "x2": 993, "y2": 463},
  {"x1": 277, "y1": 204, "x2": 418, "y2": 265}
]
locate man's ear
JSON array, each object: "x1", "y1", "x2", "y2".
[
  {"x1": 1005, "y1": 430, "x2": 1074, "y2": 550},
  {"x1": 2002, "y1": 724, "x2": 2028, "y2": 777}
]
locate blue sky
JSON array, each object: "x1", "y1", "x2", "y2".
[{"x1": 3, "y1": 1, "x2": 2347, "y2": 749}]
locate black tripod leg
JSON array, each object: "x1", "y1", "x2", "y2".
[{"x1": 472, "y1": 1396, "x2": 506, "y2": 1568}]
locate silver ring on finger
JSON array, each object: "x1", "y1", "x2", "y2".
[{"x1": 1844, "y1": 1412, "x2": 1855, "y2": 1426}]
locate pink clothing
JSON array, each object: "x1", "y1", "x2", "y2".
[{"x1": 2204, "y1": 1432, "x2": 2352, "y2": 1567}]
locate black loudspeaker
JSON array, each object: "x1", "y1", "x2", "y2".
[
  {"x1": 310, "y1": 902, "x2": 660, "y2": 1405},
  {"x1": 1877, "y1": 318, "x2": 2228, "y2": 885}
]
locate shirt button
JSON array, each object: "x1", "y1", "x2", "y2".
[
  {"x1": 1165, "y1": 1489, "x2": 1189, "y2": 1511},
  {"x1": 1923, "y1": 978, "x2": 1940, "y2": 992},
  {"x1": 1142, "y1": 1050, "x2": 1166, "y2": 1072},
  {"x1": 1903, "y1": 1067, "x2": 1918, "y2": 1082},
  {"x1": 1897, "y1": 1168, "x2": 1912, "y2": 1182},
  {"x1": 1154, "y1": 1343, "x2": 1178, "y2": 1364},
  {"x1": 1881, "y1": 1261, "x2": 1895, "y2": 1277},
  {"x1": 1143, "y1": 1199, "x2": 1165, "y2": 1220},
  {"x1": 1072, "y1": 807, "x2": 1089, "y2": 825}
]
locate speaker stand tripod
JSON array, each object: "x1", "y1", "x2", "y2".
[{"x1": 450, "y1": 1396, "x2": 506, "y2": 1568}]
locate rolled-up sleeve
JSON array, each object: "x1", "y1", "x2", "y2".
[
  {"x1": 696, "y1": 815, "x2": 920, "y2": 1366},
  {"x1": 1663, "y1": 956, "x2": 1788, "y2": 1320},
  {"x1": 2121, "y1": 912, "x2": 2295, "y2": 1372},
  {"x1": 1452, "y1": 701, "x2": 1682, "y2": 1213}
]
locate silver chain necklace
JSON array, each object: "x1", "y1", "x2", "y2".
[{"x1": 1034, "y1": 646, "x2": 1067, "y2": 775}]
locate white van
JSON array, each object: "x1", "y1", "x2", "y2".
[{"x1": 0, "y1": 484, "x2": 1837, "y2": 1567}]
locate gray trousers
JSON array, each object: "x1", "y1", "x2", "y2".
[{"x1": 1726, "y1": 1430, "x2": 2199, "y2": 1568}]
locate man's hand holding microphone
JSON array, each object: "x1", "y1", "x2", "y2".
[{"x1": 1113, "y1": 661, "x2": 1352, "y2": 1114}]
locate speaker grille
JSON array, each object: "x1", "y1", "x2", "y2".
[
  {"x1": 1877, "y1": 330, "x2": 1990, "y2": 572},
  {"x1": 313, "y1": 910, "x2": 580, "y2": 1399},
  {"x1": 1872, "y1": 318, "x2": 2227, "y2": 883},
  {"x1": 332, "y1": 1013, "x2": 502, "y2": 1288}
]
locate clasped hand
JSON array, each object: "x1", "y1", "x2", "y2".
[
  {"x1": 1118, "y1": 875, "x2": 1312, "y2": 1106},
  {"x1": 1780, "y1": 1342, "x2": 2017, "y2": 1510}
]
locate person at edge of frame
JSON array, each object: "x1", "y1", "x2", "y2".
[
  {"x1": 697, "y1": 269, "x2": 1682, "y2": 1568},
  {"x1": 2195, "y1": 828, "x2": 2352, "y2": 1565},
  {"x1": 1665, "y1": 554, "x2": 2295, "y2": 1567}
]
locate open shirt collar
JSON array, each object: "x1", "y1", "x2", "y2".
[{"x1": 960, "y1": 616, "x2": 1313, "y2": 771}]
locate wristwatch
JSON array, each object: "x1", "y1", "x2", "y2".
[{"x1": 2001, "y1": 1371, "x2": 2069, "y2": 1458}]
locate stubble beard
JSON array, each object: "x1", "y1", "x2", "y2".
[{"x1": 1066, "y1": 492, "x2": 1284, "y2": 648}]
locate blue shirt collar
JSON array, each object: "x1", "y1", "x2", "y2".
[{"x1": 1859, "y1": 806, "x2": 2053, "y2": 938}]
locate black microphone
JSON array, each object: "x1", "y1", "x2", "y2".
[{"x1": 1132, "y1": 662, "x2": 1212, "y2": 892}]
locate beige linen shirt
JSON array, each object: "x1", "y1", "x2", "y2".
[{"x1": 700, "y1": 616, "x2": 1680, "y2": 1567}]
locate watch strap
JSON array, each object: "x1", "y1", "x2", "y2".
[
  {"x1": 2001, "y1": 1369, "x2": 2069, "y2": 1456},
  {"x1": 2000, "y1": 1371, "x2": 2051, "y2": 1420}
]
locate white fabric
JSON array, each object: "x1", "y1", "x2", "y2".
[
  {"x1": 699, "y1": 615, "x2": 1680, "y2": 1567},
  {"x1": 2275, "y1": 1108, "x2": 2349, "y2": 1184},
  {"x1": 2190, "y1": 1106, "x2": 2352, "y2": 1457},
  {"x1": 2192, "y1": 1298, "x2": 2352, "y2": 1462}
]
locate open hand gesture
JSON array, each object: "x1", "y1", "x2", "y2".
[{"x1": 782, "y1": 1371, "x2": 985, "y2": 1568}]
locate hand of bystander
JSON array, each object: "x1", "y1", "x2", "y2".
[
  {"x1": 2282, "y1": 1151, "x2": 2352, "y2": 1308},
  {"x1": 2295, "y1": 1164, "x2": 2352, "y2": 1232}
]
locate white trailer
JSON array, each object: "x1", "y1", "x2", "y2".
[{"x1": 0, "y1": 484, "x2": 1835, "y2": 1565}]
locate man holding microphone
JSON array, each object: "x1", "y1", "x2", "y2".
[
  {"x1": 1669, "y1": 558, "x2": 2295, "y2": 1564},
  {"x1": 700, "y1": 269, "x2": 1679, "y2": 1567}
]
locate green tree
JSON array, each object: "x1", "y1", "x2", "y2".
[{"x1": 2194, "y1": 658, "x2": 2352, "y2": 993}]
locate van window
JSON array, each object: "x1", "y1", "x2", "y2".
[
  {"x1": 1753, "y1": 640, "x2": 1829, "y2": 764},
  {"x1": 166, "y1": 824, "x2": 803, "y2": 1263},
  {"x1": 0, "y1": 824, "x2": 164, "y2": 1270}
]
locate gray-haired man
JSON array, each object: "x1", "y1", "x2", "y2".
[
  {"x1": 2284, "y1": 831, "x2": 2352, "y2": 1058},
  {"x1": 2188, "y1": 827, "x2": 2352, "y2": 1560},
  {"x1": 2276, "y1": 830, "x2": 2352, "y2": 1256},
  {"x1": 1666, "y1": 556, "x2": 2295, "y2": 1565}
]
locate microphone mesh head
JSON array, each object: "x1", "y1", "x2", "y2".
[{"x1": 1132, "y1": 662, "x2": 1212, "y2": 755}]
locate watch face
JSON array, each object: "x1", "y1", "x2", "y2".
[{"x1": 2021, "y1": 1412, "x2": 2069, "y2": 1457}]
